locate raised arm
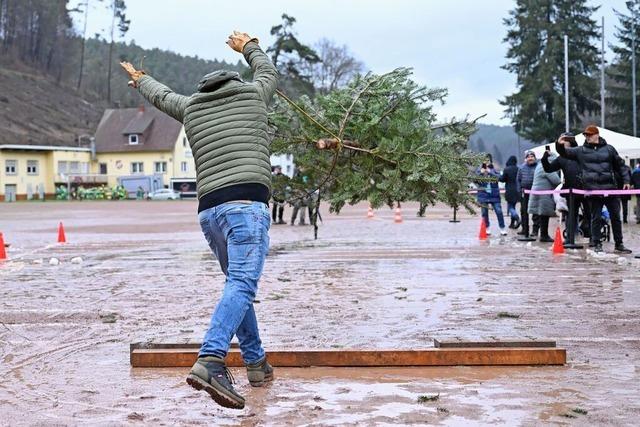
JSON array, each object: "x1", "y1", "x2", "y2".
[
  {"x1": 120, "y1": 61, "x2": 188, "y2": 123},
  {"x1": 136, "y1": 76, "x2": 189, "y2": 122},
  {"x1": 227, "y1": 31, "x2": 279, "y2": 104},
  {"x1": 556, "y1": 142, "x2": 579, "y2": 160}
]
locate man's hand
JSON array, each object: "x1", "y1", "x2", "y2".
[
  {"x1": 226, "y1": 30, "x2": 258, "y2": 53},
  {"x1": 120, "y1": 61, "x2": 145, "y2": 88},
  {"x1": 623, "y1": 184, "x2": 631, "y2": 190}
]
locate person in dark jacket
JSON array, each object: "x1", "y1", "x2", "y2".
[
  {"x1": 499, "y1": 156, "x2": 521, "y2": 228},
  {"x1": 516, "y1": 151, "x2": 539, "y2": 237},
  {"x1": 541, "y1": 132, "x2": 591, "y2": 239},
  {"x1": 557, "y1": 125, "x2": 632, "y2": 253},
  {"x1": 632, "y1": 164, "x2": 640, "y2": 224},
  {"x1": 618, "y1": 164, "x2": 631, "y2": 224},
  {"x1": 476, "y1": 162, "x2": 507, "y2": 235}
]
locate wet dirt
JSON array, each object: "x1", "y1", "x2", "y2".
[{"x1": 1, "y1": 200, "x2": 640, "y2": 425}]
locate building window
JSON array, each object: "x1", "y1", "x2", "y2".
[
  {"x1": 58, "y1": 161, "x2": 67, "y2": 174},
  {"x1": 99, "y1": 163, "x2": 107, "y2": 174},
  {"x1": 69, "y1": 161, "x2": 80, "y2": 174},
  {"x1": 183, "y1": 136, "x2": 187, "y2": 147},
  {"x1": 27, "y1": 160, "x2": 38, "y2": 175},
  {"x1": 129, "y1": 134, "x2": 139, "y2": 145},
  {"x1": 5, "y1": 160, "x2": 17, "y2": 175},
  {"x1": 131, "y1": 162, "x2": 144, "y2": 174},
  {"x1": 180, "y1": 161, "x2": 188, "y2": 173},
  {"x1": 154, "y1": 162, "x2": 167, "y2": 173}
]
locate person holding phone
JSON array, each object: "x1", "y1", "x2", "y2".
[
  {"x1": 556, "y1": 125, "x2": 631, "y2": 253},
  {"x1": 541, "y1": 132, "x2": 590, "y2": 240}
]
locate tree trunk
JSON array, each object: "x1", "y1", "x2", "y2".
[
  {"x1": 77, "y1": 0, "x2": 89, "y2": 90},
  {"x1": 106, "y1": 0, "x2": 116, "y2": 103}
]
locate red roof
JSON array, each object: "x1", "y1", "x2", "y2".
[{"x1": 94, "y1": 107, "x2": 182, "y2": 153}]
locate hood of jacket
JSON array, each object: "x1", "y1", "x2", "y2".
[
  {"x1": 197, "y1": 70, "x2": 243, "y2": 93},
  {"x1": 506, "y1": 155, "x2": 517, "y2": 166}
]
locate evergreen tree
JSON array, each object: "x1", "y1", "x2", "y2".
[
  {"x1": 501, "y1": 0, "x2": 600, "y2": 142},
  {"x1": 266, "y1": 14, "x2": 320, "y2": 99},
  {"x1": 608, "y1": 1, "x2": 640, "y2": 135},
  {"x1": 270, "y1": 68, "x2": 482, "y2": 216}
]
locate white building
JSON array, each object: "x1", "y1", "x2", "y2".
[{"x1": 270, "y1": 153, "x2": 295, "y2": 177}]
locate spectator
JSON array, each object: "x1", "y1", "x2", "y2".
[
  {"x1": 476, "y1": 161, "x2": 507, "y2": 236},
  {"x1": 529, "y1": 149, "x2": 561, "y2": 242},
  {"x1": 632, "y1": 163, "x2": 640, "y2": 224},
  {"x1": 618, "y1": 164, "x2": 631, "y2": 224},
  {"x1": 557, "y1": 125, "x2": 632, "y2": 253},
  {"x1": 271, "y1": 166, "x2": 288, "y2": 224},
  {"x1": 541, "y1": 132, "x2": 591, "y2": 240},
  {"x1": 516, "y1": 151, "x2": 539, "y2": 237},
  {"x1": 499, "y1": 155, "x2": 521, "y2": 229}
]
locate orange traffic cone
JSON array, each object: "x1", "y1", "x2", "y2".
[
  {"x1": 552, "y1": 226, "x2": 564, "y2": 255},
  {"x1": 478, "y1": 218, "x2": 488, "y2": 240},
  {"x1": 57, "y1": 222, "x2": 67, "y2": 243},
  {"x1": 0, "y1": 233, "x2": 6, "y2": 260},
  {"x1": 394, "y1": 207, "x2": 403, "y2": 223},
  {"x1": 367, "y1": 206, "x2": 374, "y2": 219}
]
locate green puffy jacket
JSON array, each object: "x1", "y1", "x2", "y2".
[{"x1": 136, "y1": 42, "x2": 278, "y2": 202}]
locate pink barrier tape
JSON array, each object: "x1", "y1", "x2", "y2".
[
  {"x1": 524, "y1": 189, "x2": 571, "y2": 195},
  {"x1": 525, "y1": 188, "x2": 640, "y2": 196}
]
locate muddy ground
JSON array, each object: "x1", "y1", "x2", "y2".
[{"x1": 1, "y1": 200, "x2": 639, "y2": 426}]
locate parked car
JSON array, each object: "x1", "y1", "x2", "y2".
[{"x1": 147, "y1": 189, "x2": 181, "y2": 200}]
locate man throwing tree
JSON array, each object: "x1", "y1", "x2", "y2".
[{"x1": 121, "y1": 31, "x2": 278, "y2": 409}]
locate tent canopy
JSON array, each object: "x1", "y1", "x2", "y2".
[{"x1": 527, "y1": 127, "x2": 640, "y2": 164}]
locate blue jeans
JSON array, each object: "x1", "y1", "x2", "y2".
[
  {"x1": 507, "y1": 202, "x2": 519, "y2": 220},
  {"x1": 481, "y1": 201, "x2": 506, "y2": 229},
  {"x1": 197, "y1": 201, "x2": 271, "y2": 364}
]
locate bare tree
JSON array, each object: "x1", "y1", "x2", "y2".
[{"x1": 307, "y1": 38, "x2": 364, "y2": 94}]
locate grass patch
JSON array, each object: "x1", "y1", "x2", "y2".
[
  {"x1": 560, "y1": 413, "x2": 577, "y2": 419},
  {"x1": 395, "y1": 296, "x2": 407, "y2": 300},
  {"x1": 437, "y1": 407, "x2": 449, "y2": 414},
  {"x1": 267, "y1": 294, "x2": 284, "y2": 301},
  {"x1": 396, "y1": 287, "x2": 408, "y2": 292},
  {"x1": 497, "y1": 312, "x2": 520, "y2": 319},
  {"x1": 571, "y1": 408, "x2": 588, "y2": 415},
  {"x1": 99, "y1": 313, "x2": 118, "y2": 323},
  {"x1": 417, "y1": 394, "x2": 439, "y2": 403}
]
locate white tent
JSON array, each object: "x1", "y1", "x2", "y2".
[{"x1": 529, "y1": 127, "x2": 640, "y2": 164}]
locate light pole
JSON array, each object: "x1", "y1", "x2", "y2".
[
  {"x1": 633, "y1": 7, "x2": 637, "y2": 136},
  {"x1": 601, "y1": 16, "x2": 605, "y2": 128},
  {"x1": 564, "y1": 35, "x2": 570, "y2": 133}
]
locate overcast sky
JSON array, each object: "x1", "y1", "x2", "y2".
[{"x1": 72, "y1": 0, "x2": 627, "y2": 126}]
